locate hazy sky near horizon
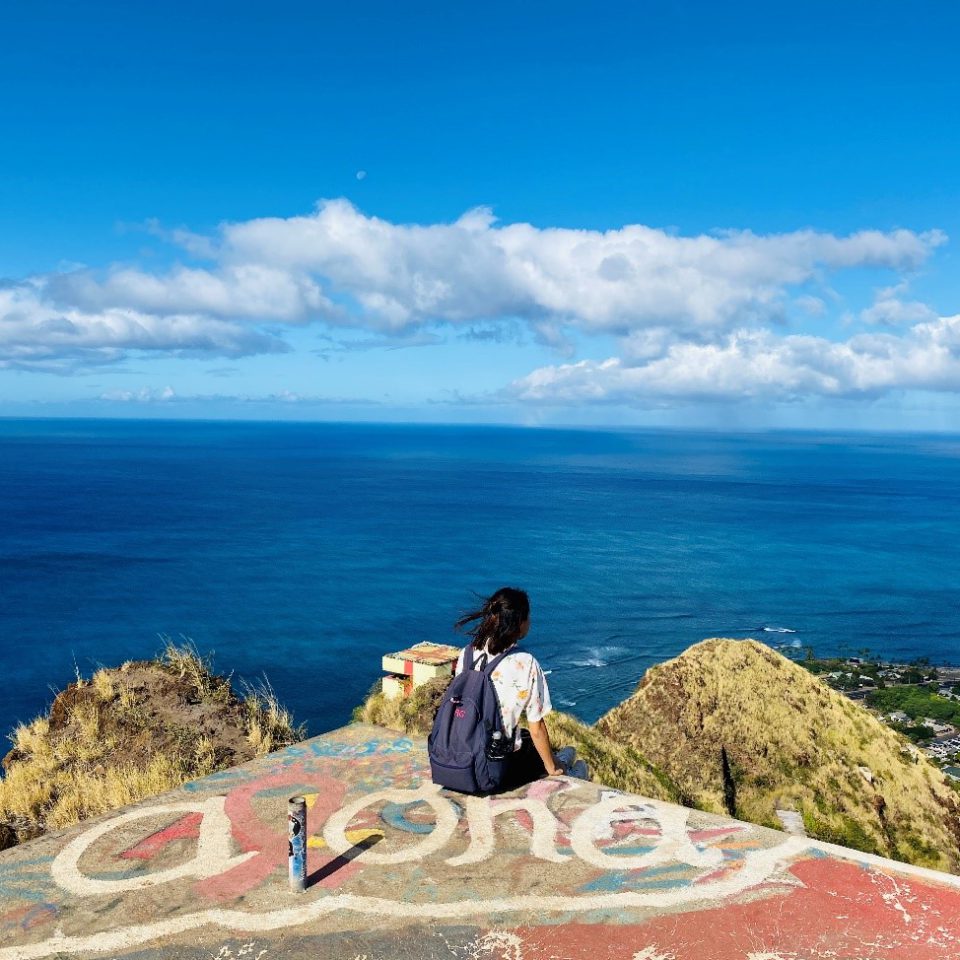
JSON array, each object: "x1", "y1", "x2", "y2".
[{"x1": 3, "y1": 1, "x2": 960, "y2": 429}]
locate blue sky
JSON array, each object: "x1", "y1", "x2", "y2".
[{"x1": 2, "y1": 1, "x2": 960, "y2": 428}]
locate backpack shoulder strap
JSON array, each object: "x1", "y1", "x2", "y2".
[
  {"x1": 462, "y1": 643, "x2": 475, "y2": 671},
  {"x1": 483, "y1": 648, "x2": 518, "y2": 675}
]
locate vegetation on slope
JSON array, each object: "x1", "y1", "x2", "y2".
[
  {"x1": 867, "y1": 686, "x2": 960, "y2": 727},
  {"x1": 541, "y1": 711, "x2": 679, "y2": 803},
  {"x1": 0, "y1": 642, "x2": 303, "y2": 850},
  {"x1": 355, "y1": 676, "x2": 452, "y2": 734},
  {"x1": 598, "y1": 638, "x2": 960, "y2": 873}
]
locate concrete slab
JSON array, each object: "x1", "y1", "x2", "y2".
[{"x1": 1, "y1": 722, "x2": 959, "y2": 959}]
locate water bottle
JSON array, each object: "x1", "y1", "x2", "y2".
[{"x1": 487, "y1": 730, "x2": 508, "y2": 761}]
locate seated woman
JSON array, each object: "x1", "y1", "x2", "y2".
[{"x1": 453, "y1": 586, "x2": 565, "y2": 788}]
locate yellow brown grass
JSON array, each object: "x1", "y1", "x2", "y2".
[
  {"x1": 161, "y1": 639, "x2": 233, "y2": 703},
  {"x1": 599, "y1": 638, "x2": 960, "y2": 873},
  {"x1": 354, "y1": 677, "x2": 451, "y2": 735},
  {"x1": 543, "y1": 711, "x2": 679, "y2": 803},
  {"x1": 241, "y1": 678, "x2": 305, "y2": 756},
  {"x1": 0, "y1": 643, "x2": 303, "y2": 849}
]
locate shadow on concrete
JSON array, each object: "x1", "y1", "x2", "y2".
[{"x1": 307, "y1": 835, "x2": 383, "y2": 888}]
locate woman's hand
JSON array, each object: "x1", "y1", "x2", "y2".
[{"x1": 547, "y1": 765, "x2": 565, "y2": 777}]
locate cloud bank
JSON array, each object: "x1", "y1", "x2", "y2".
[
  {"x1": 0, "y1": 281, "x2": 288, "y2": 372},
  {"x1": 510, "y1": 316, "x2": 960, "y2": 404},
  {"x1": 1, "y1": 199, "x2": 955, "y2": 404}
]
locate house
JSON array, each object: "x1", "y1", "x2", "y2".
[{"x1": 923, "y1": 718, "x2": 955, "y2": 737}]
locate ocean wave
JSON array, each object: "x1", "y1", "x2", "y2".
[
  {"x1": 569, "y1": 644, "x2": 629, "y2": 670},
  {"x1": 598, "y1": 645, "x2": 630, "y2": 657},
  {"x1": 761, "y1": 626, "x2": 797, "y2": 634}
]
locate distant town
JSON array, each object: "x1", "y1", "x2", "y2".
[{"x1": 791, "y1": 650, "x2": 960, "y2": 783}]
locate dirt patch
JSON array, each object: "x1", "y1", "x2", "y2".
[{"x1": 78, "y1": 661, "x2": 254, "y2": 767}]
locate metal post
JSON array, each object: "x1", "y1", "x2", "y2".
[{"x1": 288, "y1": 795, "x2": 307, "y2": 893}]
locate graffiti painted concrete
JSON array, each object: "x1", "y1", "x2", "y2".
[{"x1": 1, "y1": 724, "x2": 959, "y2": 959}]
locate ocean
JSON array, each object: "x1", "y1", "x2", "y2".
[{"x1": 1, "y1": 418, "x2": 959, "y2": 741}]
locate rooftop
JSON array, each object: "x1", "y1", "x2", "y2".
[{"x1": 2, "y1": 722, "x2": 959, "y2": 959}]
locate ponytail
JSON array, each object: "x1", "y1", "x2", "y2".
[{"x1": 455, "y1": 586, "x2": 530, "y2": 656}]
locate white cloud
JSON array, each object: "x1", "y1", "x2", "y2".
[
  {"x1": 48, "y1": 263, "x2": 332, "y2": 322},
  {"x1": 0, "y1": 282, "x2": 286, "y2": 372},
  {"x1": 218, "y1": 200, "x2": 945, "y2": 333},
  {"x1": 142, "y1": 219, "x2": 218, "y2": 260},
  {"x1": 314, "y1": 330, "x2": 445, "y2": 358},
  {"x1": 0, "y1": 199, "x2": 952, "y2": 404},
  {"x1": 99, "y1": 385, "x2": 176, "y2": 402},
  {"x1": 94, "y1": 387, "x2": 382, "y2": 407},
  {"x1": 795, "y1": 295, "x2": 827, "y2": 316},
  {"x1": 860, "y1": 283, "x2": 938, "y2": 326},
  {"x1": 509, "y1": 314, "x2": 960, "y2": 404}
]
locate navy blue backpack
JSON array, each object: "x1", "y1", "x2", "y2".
[{"x1": 428, "y1": 645, "x2": 515, "y2": 794}]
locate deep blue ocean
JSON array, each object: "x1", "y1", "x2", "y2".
[{"x1": 1, "y1": 418, "x2": 959, "y2": 742}]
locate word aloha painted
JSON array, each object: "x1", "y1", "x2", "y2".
[
  {"x1": 5, "y1": 771, "x2": 960, "y2": 960},
  {"x1": 52, "y1": 782, "x2": 777, "y2": 897}
]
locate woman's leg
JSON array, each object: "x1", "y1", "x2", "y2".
[{"x1": 500, "y1": 729, "x2": 547, "y2": 791}]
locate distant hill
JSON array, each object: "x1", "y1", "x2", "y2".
[{"x1": 598, "y1": 638, "x2": 960, "y2": 873}]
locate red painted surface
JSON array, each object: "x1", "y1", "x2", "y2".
[
  {"x1": 509, "y1": 858, "x2": 960, "y2": 959},
  {"x1": 195, "y1": 763, "x2": 361, "y2": 902},
  {"x1": 118, "y1": 812, "x2": 203, "y2": 860}
]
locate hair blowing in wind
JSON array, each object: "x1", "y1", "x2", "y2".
[{"x1": 455, "y1": 587, "x2": 530, "y2": 657}]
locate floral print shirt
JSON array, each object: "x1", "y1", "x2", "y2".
[{"x1": 455, "y1": 644, "x2": 553, "y2": 751}]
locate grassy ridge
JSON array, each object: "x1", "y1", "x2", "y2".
[
  {"x1": 542, "y1": 711, "x2": 679, "y2": 804},
  {"x1": 0, "y1": 642, "x2": 303, "y2": 848},
  {"x1": 598, "y1": 638, "x2": 960, "y2": 873}
]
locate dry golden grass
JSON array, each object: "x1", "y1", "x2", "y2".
[
  {"x1": 599, "y1": 638, "x2": 960, "y2": 873},
  {"x1": 0, "y1": 714, "x2": 193, "y2": 834},
  {"x1": 161, "y1": 641, "x2": 302, "y2": 755},
  {"x1": 355, "y1": 677, "x2": 451, "y2": 735},
  {"x1": 160, "y1": 638, "x2": 233, "y2": 703},
  {"x1": 543, "y1": 711, "x2": 679, "y2": 802},
  {"x1": 241, "y1": 679, "x2": 304, "y2": 756},
  {"x1": 0, "y1": 645, "x2": 303, "y2": 849},
  {"x1": 44, "y1": 756, "x2": 194, "y2": 832},
  {"x1": 91, "y1": 668, "x2": 116, "y2": 702}
]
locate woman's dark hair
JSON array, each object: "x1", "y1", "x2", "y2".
[{"x1": 455, "y1": 587, "x2": 530, "y2": 656}]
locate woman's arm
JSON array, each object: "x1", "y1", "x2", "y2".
[{"x1": 528, "y1": 718, "x2": 563, "y2": 776}]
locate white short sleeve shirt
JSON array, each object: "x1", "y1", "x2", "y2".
[{"x1": 455, "y1": 644, "x2": 553, "y2": 751}]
